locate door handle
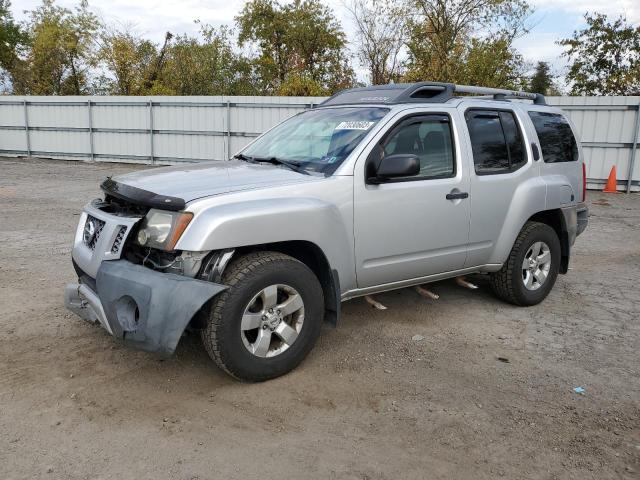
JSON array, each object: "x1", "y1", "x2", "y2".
[{"x1": 446, "y1": 191, "x2": 469, "y2": 200}]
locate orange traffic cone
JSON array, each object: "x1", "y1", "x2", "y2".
[{"x1": 603, "y1": 166, "x2": 618, "y2": 193}]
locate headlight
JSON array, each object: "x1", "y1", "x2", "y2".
[{"x1": 136, "y1": 209, "x2": 193, "y2": 251}]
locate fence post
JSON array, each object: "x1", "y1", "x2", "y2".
[
  {"x1": 148, "y1": 99, "x2": 154, "y2": 164},
  {"x1": 627, "y1": 102, "x2": 640, "y2": 193},
  {"x1": 23, "y1": 99, "x2": 31, "y2": 156},
  {"x1": 225, "y1": 100, "x2": 231, "y2": 160},
  {"x1": 87, "y1": 99, "x2": 94, "y2": 161}
]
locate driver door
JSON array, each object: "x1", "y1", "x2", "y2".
[{"x1": 353, "y1": 110, "x2": 471, "y2": 288}]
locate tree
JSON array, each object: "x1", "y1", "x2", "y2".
[
  {"x1": 559, "y1": 13, "x2": 640, "y2": 95},
  {"x1": 0, "y1": 0, "x2": 26, "y2": 91},
  {"x1": 15, "y1": 0, "x2": 99, "y2": 95},
  {"x1": 97, "y1": 25, "x2": 158, "y2": 95},
  {"x1": 404, "y1": 0, "x2": 531, "y2": 87},
  {"x1": 460, "y1": 37, "x2": 527, "y2": 89},
  {"x1": 144, "y1": 31, "x2": 173, "y2": 92},
  {"x1": 236, "y1": 0, "x2": 356, "y2": 95},
  {"x1": 344, "y1": 0, "x2": 407, "y2": 85},
  {"x1": 158, "y1": 24, "x2": 258, "y2": 96},
  {"x1": 528, "y1": 61, "x2": 554, "y2": 95}
]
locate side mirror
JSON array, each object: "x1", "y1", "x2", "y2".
[{"x1": 369, "y1": 154, "x2": 420, "y2": 183}]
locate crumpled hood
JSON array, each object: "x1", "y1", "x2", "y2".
[{"x1": 112, "y1": 160, "x2": 320, "y2": 203}]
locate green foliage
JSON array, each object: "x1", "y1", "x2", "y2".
[
  {"x1": 14, "y1": 0, "x2": 100, "y2": 95},
  {"x1": 404, "y1": 0, "x2": 531, "y2": 87},
  {"x1": 9, "y1": 0, "x2": 638, "y2": 98},
  {"x1": 0, "y1": 0, "x2": 26, "y2": 90},
  {"x1": 528, "y1": 61, "x2": 556, "y2": 95},
  {"x1": 236, "y1": 0, "x2": 356, "y2": 94},
  {"x1": 277, "y1": 73, "x2": 325, "y2": 96},
  {"x1": 559, "y1": 13, "x2": 640, "y2": 95},
  {"x1": 97, "y1": 27, "x2": 158, "y2": 95},
  {"x1": 159, "y1": 24, "x2": 258, "y2": 96},
  {"x1": 460, "y1": 37, "x2": 527, "y2": 89}
]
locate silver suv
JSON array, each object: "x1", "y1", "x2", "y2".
[{"x1": 65, "y1": 82, "x2": 589, "y2": 381}]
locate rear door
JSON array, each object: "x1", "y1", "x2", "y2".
[
  {"x1": 462, "y1": 106, "x2": 537, "y2": 267},
  {"x1": 353, "y1": 109, "x2": 471, "y2": 288}
]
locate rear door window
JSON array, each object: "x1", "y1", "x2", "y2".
[
  {"x1": 527, "y1": 111, "x2": 578, "y2": 163},
  {"x1": 465, "y1": 109, "x2": 527, "y2": 174}
]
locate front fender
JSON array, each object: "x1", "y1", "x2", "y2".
[{"x1": 176, "y1": 197, "x2": 356, "y2": 291}]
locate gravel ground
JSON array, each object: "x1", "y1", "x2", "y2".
[{"x1": 0, "y1": 156, "x2": 638, "y2": 480}]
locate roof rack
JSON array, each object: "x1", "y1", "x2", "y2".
[
  {"x1": 452, "y1": 84, "x2": 545, "y2": 104},
  {"x1": 319, "y1": 82, "x2": 546, "y2": 106}
]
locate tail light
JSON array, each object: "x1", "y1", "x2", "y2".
[{"x1": 582, "y1": 162, "x2": 587, "y2": 202}]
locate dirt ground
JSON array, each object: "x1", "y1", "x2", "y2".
[{"x1": 0, "y1": 156, "x2": 638, "y2": 480}]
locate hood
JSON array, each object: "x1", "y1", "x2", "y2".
[{"x1": 111, "y1": 160, "x2": 320, "y2": 204}]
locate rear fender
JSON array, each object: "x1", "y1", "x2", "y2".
[{"x1": 489, "y1": 176, "x2": 547, "y2": 265}]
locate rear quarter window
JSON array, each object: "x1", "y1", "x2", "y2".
[{"x1": 528, "y1": 111, "x2": 578, "y2": 163}]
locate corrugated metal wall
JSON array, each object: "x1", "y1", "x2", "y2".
[
  {"x1": 0, "y1": 96, "x2": 319, "y2": 164},
  {"x1": 1, "y1": 95, "x2": 638, "y2": 191},
  {"x1": 546, "y1": 96, "x2": 640, "y2": 192}
]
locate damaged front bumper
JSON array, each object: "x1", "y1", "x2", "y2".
[{"x1": 65, "y1": 260, "x2": 226, "y2": 355}]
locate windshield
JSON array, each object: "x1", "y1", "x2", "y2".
[{"x1": 240, "y1": 107, "x2": 389, "y2": 175}]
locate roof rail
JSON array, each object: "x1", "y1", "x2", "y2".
[
  {"x1": 319, "y1": 82, "x2": 546, "y2": 106},
  {"x1": 452, "y1": 84, "x2": 546, "y2": 105}
]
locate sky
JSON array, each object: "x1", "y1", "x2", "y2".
[{"x1": 12, "y1": 0, "x2": 640, "y2": 82}]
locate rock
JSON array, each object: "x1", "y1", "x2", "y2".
[
  {"x1": 384, "y1": 369, "x2": 392, "y2": 374},
  {"x1": 412, "y1": 334, "x2": 425, "y2": 342}
]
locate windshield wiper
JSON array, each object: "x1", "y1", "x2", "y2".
[
  {"x1": 249, "y1": 156, "x2": 309, "y2": 175},
  {"x1": 233, "y1": 153, "x2": 255, "y2": 163}
]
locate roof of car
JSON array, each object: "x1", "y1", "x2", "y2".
[{"x1": 320, "y1": 82, "x2": 546, "y2": 108}]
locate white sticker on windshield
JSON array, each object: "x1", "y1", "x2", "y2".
[{"x1": 335, "y1": 121, "x2": 375, "y2": 130}]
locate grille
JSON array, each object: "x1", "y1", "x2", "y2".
[
  {"x1": 111, "y1": 225, "x2": 128, "y2": 254},
  {"x1": 83, "y1": 215, "x2": 105, "y2": 250}
]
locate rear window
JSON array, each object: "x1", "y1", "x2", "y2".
[{"x1": 528, "y1": 111, "x2": 578, "y2": 163}]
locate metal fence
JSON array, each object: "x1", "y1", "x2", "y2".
[
  {"x1": 0, "y1": 95, "x2": 319, "y2": 165},
  {"x1": 1, "y1": 95, "x2": 638, "y2": 191},
  {"x1": 547, "y1": 96, "x2": 640, "y2": 193}
]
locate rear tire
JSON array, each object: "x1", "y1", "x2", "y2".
[
  {"x1": 490, "y1": 221, "x2": 561, "y2": 306},
  {"x1": 201, "y1": 251, "x2": 324, "y2": 381}
]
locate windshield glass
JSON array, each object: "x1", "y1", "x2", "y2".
[{"x1": 240, "y1": 107, "x2": 389, "y2": 175}]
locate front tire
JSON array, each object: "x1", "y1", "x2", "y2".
[
  {"x1": 201, "y1": 251, "x2": 324, "y2": 381},
  {"x1": 490, "y1": 221, "x2": 561, "y2": 306}
]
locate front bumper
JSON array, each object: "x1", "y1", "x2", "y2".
[{"x1": 65, "y1": 260, "x2": 226, "y2": 355}]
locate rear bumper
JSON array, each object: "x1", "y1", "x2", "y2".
[
  {"x1": 561, "y1": 202, "x2": 589, "y2": 247},
  {"x1": 65, "y1": 260, "x2": 226, "y2": 355},
  {"x1": 576, "y1": 203, "x2": 589, "y2": 237}
]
